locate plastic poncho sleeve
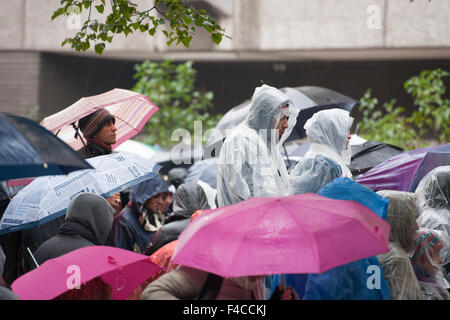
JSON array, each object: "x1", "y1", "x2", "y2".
[
  {"x1": 217, "y1": 130, "x2": 291, "y2": 207},
  {"x1": 289, "y1": 155, "x2": 342, "y2": 195},
  {"x1": 377, "y1": 243, "x2": 423, "y2": 300}
]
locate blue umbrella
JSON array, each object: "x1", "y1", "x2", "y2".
[
  {"x1": 0, "y1": 152, "x2": 161, "y2": 235},
  {"x1": 0, "y1": 113, "x2": 92, "y2": 180}
]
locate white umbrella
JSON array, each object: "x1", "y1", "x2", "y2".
[{"x1": 0, "y1": 152, "x2": 161, "y2": 235}]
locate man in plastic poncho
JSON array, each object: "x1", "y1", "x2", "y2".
[{"x1": 216, "y1": 84, "x2": 300, "y2": 207}]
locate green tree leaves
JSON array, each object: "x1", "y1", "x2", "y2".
[
  {"x1": 358, "y1": 69, "x2": 449, "y2": 150},
  {"x1": 132, "y1": 60, "x2": 222, "y2": 148},
  {"x1": 52, "y1": 0, "x2": 228, "y2": 54}
]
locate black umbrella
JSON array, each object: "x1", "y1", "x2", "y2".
[
  {"x1": 0, "y1": 113, "x2": 93, "y2": 181},
  {"x1": 349, "y1": 140, "x2": 404, "y2": 176},
  {"x1": 281, "y1": 86, "x2": 358, "y2": 141}
]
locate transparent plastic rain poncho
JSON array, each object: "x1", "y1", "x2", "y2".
[
  {"x1": 216, "y1": 85, "x2": 300, "y2": 207},
  {"x1": 411, "y1": 229, "x2": 450, "y2": 300},
  {"x1": 289, "y1": 109, "x2": 353, "y2": 195},
  {"x1": 415, "y1": 166, "x2": 450, "y2": 274},
  {"x1": 376, "y1": 190, "x2": 423, "y2": 300}
]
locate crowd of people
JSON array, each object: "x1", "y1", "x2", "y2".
[{"x1": 0, "y1": 84, "x2": 449, "y2": 300}]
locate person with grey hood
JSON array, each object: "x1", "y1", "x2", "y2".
[
  {"x1": 216, "y1": 84, "x2": 300, "y2": 207},
  {"x1": 376, "y1": 190, "x2": 423, "y2": 300},
  {"x1": 145, "y1": 182, "x2": 210, "y2": 255},
  {"x1": 33, "y1": 193, "x2": 115, "y2": 265}
]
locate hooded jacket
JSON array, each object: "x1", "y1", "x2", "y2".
[
  {"x1": 216, "y1": 85, "x2": 299, "y2": 207},
  {"x1": 376, "y1": 190, "x2": 423, "y2": 300},
  {"x1": 113, "y1": 176, "x2": 168, "y2": 253},
  {"x1": 146, "y1": 183, "x2": 210, "y2": 255},
  {"x1": 34, "y1": 193, "x2": 115, "y2": 265}
]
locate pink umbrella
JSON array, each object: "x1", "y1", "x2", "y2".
[
  {"x1": 40, "y1": 88, "x2": 159, "y2": 151},
  {"x1": 172, "y1": 193, "x2": 390, "y2": 278},
  {"x1": 11, "y1": 246, "x2": 161, "y2": 300}
]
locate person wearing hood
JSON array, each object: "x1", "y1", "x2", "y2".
[
  {"x1": 112, "y1": 175, "x2": 168, "y2": 254},
  {"x1": 289, "y1": 109, "x2": 353, "y2": 195},
  {"x1": 376, "y1": 190, "x2": 423, "y2": 300},
  {"x1": 145, "y1": 182, "x2": 210, "y2": 255},
  {"x1": 33, "y1": 193, "x2": 115, "y2": 265},
  {"x1": 411, "y1": 230, "x2": 450, "y2": 300},
  {"x1": 415, "y1": 165, "x2": 450, "y2": 282},
  {"x1": 216, "y1": 84, "x2": 300, "y2": 207}
]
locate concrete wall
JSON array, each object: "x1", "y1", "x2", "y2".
[
  {"x1": 1, "y1": 0, "x2": 449, "y2": 59},
  {"x1": 0, "y1": 51, "x2": 40, "y2": 116}
]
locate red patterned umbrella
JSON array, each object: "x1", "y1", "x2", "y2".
[{"x1": 40, "y1": 88, "x2": 158, "y2": 151}]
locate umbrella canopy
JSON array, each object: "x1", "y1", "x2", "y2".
[
  {"x1": 11, "y1": 246, "x2": 161, "y2": 300},
  {"x1": 171, "y1": 193, "x2": 390, "y2": 278},
  {"x1": 40, "y1": 88, "x2": 159, "y2": 151},
  {"x1": 0, "y1": 113, "x2": 92, "y2": 181},
  {"x1": 0, "y1": 152, "x2": 161, "y2": 235},
  {"x1": 349, "y1": 140, "x2": 404, "y2": 176},
  {"x1": 284, "y1": 86, "x2": 357, "y2": 140},
  {"x1": 356, "y1": 143, "x2": 450, "y2": 192},
  {"x1": 206, "y1": 86, "x2": 357, "y2": 148},
  {"x1": 114, "y1": 139, "x2": 158, "y2": 160}
]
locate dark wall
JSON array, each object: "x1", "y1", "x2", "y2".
[
  {"x1": 39, "y1": 53, "x2": 450, "y2": 127},
  {"x1": 39, "y1": 53, "x2": 138, "y2": 119}
]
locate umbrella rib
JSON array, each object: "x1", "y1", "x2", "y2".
[
  {"x1": 278, "y1": 199, "x2": 322, "y2": 273},
  {"x1": 224, "y1": 198, "x2": 277, "y2": 277}
]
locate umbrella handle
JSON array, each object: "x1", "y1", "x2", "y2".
[
  {"x1": 71, "y1": 122, "x2": 87, "y2": 148},
  {"x1": 281, "y1": 274, "x2": 285, "y2": 291}
]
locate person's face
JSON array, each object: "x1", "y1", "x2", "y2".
[
  {"x1": 276, "y1": 105, "x2": 289, "y2": 140},
  {"x1": 144, "y1": 193, "x2": 164, "y2": 213},
  {"x1": 94, "y1": 120, "x2": 117, "y2": 146},
  {"x1": 160, "y1": 192, "x2": 173, "y2": 213},
  {"x1": 346, "y1": 132, "x2": 351, "y2": 149}
]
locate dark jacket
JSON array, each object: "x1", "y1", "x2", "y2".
[
  {"x1": 76, "y1": 140, "x2": 112, "y2": 159},
  {"x1": 113, "y1": 176, "x2": 168, "y2": 253},
  {"x1": 146, "y1": 183, "x2": 210, "y2": 255},
  {"x1": 34, "y1": 193, "x2": 115, "y2": 265}
]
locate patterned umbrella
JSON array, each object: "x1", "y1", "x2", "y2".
[{"x1": 40, "y1": 88, "x2": 159, "y2": 151}]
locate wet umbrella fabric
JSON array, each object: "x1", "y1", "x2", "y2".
[
  {"x1": 11, "y1": 246, "x2": 161, "y2": 300},
  {"x1": 172, "y1": 193, "x2": 390, "y2": 278},
  {"x1": 348, "y1": 140, "x2": 404, "y2": 176},
  {"x1": 0, "y1": 152, "x2": 161, "y2": 235},
  {"x1": 281, "y1": 86, "x2": 357, "y2": 141},
  {"x1": 40, "y1": 88, "x2": 159, "y2": 151},
  {"x1": 0, "y1": 113, "x2": 92, "y2": 181},
  {"x1": 356, "y1": 143, "x2": 450, "y2": 192}
]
